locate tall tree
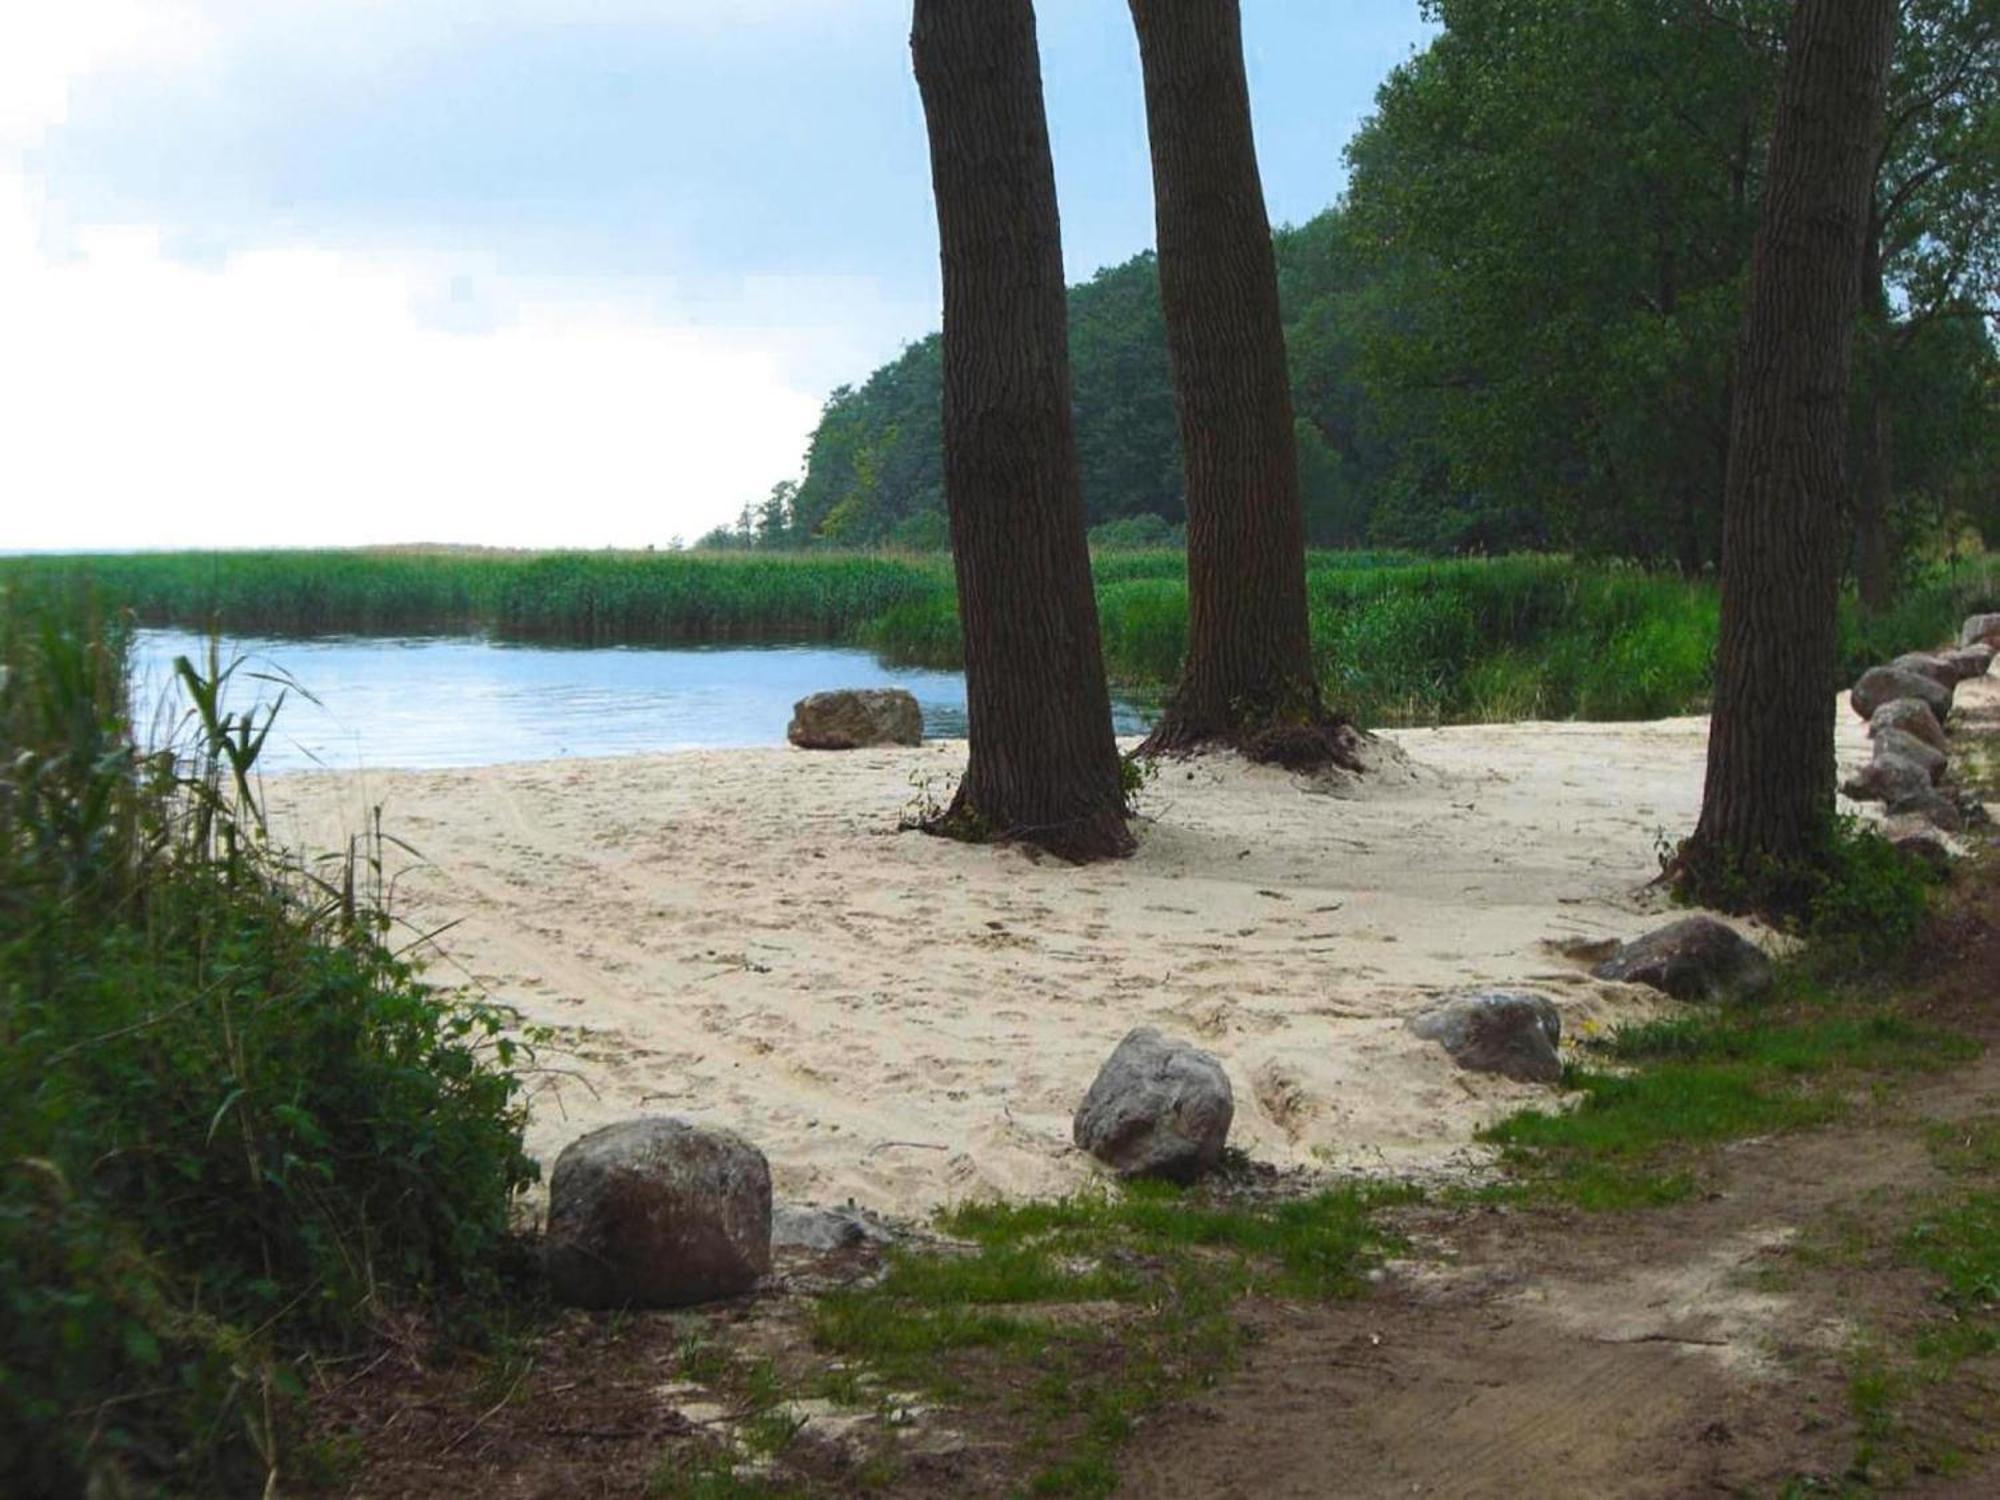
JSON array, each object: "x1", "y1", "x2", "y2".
[
  {"x1": 1127, "y1": 0, "x2": 1352, "y2": 763},
  {"x1": 1852, "y1": 0, "x2": 1999, "y2": 610},
  {"x1": 909, "y1": 0, "x2": 1133, "y2": 861},
  {"x1": 1675, "y1": 0, "x2": 1899, "y2": 908}
]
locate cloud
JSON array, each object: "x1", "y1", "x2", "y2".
[
  {"x1": 0, "y1": 192, "x2": 825, "y2": 550},
  {"x1": 0, "y1": 0, "x2": 1434, "y2": 552},
  {"x1": 0, "y1": 1, "x2": 902, "y2": 550}
]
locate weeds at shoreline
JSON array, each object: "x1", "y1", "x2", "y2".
[{"x1": 0, "y1": 580, "x2": 539, "y2": 1495}]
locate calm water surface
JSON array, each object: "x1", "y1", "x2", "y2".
[{"x1": 132, "y1": 631, "x2": 1154, "y2": 774}]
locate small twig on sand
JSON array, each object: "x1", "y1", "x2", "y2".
[{"x1": 868, "y1": 1140, "x2": 950, "y2": 1155}]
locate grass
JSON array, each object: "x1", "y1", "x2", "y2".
[
  {"x1": 15, "y1": 546, "x2": 2000, "y2": 727},
  {"x1": 801, "y1": 1179, "x2": 1416, "y2": 1497},
  {"x1": 1479, "y1": 987, "x2": 1980, "y2": 1211},
  {"x1": 1835, "y1": 1117, "x2": 2000, "y2": 1488}
]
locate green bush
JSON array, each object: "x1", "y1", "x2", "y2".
[{"x1": 0, "y1": 582, "x2": 538, "y2": 1496}]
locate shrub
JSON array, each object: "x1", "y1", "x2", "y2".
[{"x1": 0, "y1": 582, "x2": 538, "y2": 1496}]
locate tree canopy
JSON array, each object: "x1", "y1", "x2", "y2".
[{"x1": 722, "y1": 0, "x2": 1996, "y2": 573}]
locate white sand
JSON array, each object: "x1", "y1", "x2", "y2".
[{"x1": 264, "y1": 690, "x2": 1914, "y2": 1219}]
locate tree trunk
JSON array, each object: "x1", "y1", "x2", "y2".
[
  {"x1": 909, "y1": 0, "x2": 1133, "y2": 862},
  {"x1": 1127, "y1": 0, "x2": 1353, "y2": 767},
  {"x1": 1676, "y1": 0, "x2": 1897, "y2": 911}
]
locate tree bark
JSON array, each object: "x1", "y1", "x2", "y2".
[
  {"x1": 909, "y1": 0, "x2": 1133, "y2": 862},
  {"x1": 1676, "y1": 0, "x2": 1898, "y2": 910},
  {"x1": 1127, "y1": 0, "x2": 1353, "y2": 767}
]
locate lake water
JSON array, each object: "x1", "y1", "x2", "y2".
[{"x1": 131, "y1": 630, "x2": 1155, "y2": 774}]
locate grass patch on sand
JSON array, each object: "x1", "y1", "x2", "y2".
[
  {"x1": 805, "y1": 1179, "x2": 1416, "y2": 1498},
  {"x1": 1479, "y1": 986, "x2": 1979, "y2": 1212}
]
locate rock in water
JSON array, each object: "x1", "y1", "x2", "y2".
[
  {"x1": 1850, "y1": 665, "x2": 1952, "y2": 722},
  {"x1": 786, "y1": 689, "x2": 923, "y2": 750},
  {"x1": 1960, "y1": 613, "x2": 2000, "y2": 650},
  {"x1": 1073, "y1": 1027, "x2": 1233, "y2": 1184},
  {"x1": 1868, "y1": 698, "x2": 1948, "y2": 754},
  {"x1": 1591, "y1": 917, "x2": 1773, "y2": 1002},
  {"x1": 545, "y1": 1118, "x2": 771, "y2": 1308},
  {"x1": 1408, "y1": 991, "x2": 1563, "y2": 1085}
]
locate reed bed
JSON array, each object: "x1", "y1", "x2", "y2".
[
  {"x1": 12, "y1": 548, "x2": 2000, "y2": 727},
  {"x1": 866, "y1": 552, "x2": 2000, "y2": 726}
]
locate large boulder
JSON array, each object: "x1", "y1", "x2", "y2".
[
  {"x1": 787, "y1": 689, "x2": 923, "y2": 750},
  {"x1": 1891, "y1": 652, "x2": 1959, "y2": 690},
  {"x1": 1868, "y1": 698, "x2": 1948, "y2": 754},
  {"x1": 1887, "y1": 786, "x2": 1965, "y2": 834},
  {"x1": 1939, "y1": 644, "x2": 1994, "y2": 683},
  {"x1": 1960, "y1": 613, "x2": 2000, "y2": 650},
  {"x1": 1845, "y1": 725, "x2": 1946, "y2": 803},
  {"x1": 545, "y1": 1118, "x2": 771, "y2": 1309},
  {"x1": 1874, "y1": 726, "x2": 1947, "y2": 785},
  {"x1": 1408, "y1": 991, "x2": 1563, "y2": 1085},
  {"x1": 1591, "y1": 916, "x2": 1773, "y2": 1002},
  {"x1": 1850, "y1": 664, "x2": 1952, "y2": 722},
  {"x1": 1843, "y1": 755, "x2": 1933, "y2": 806},
  {"x1": 1073, "y1": 1027, "x2": 1233, "y2": 1184}
]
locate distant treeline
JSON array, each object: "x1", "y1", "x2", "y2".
[
  {"x1": 711, "y1": 0, "x2": 1996, "y2": 572},
  {"x1": 12, "y1": 548, "x2": 2000, "y2": 727}
]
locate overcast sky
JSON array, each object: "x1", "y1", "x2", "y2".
[{"x1": 1, "y1": 1, "x2": 1431, "y2": 552}]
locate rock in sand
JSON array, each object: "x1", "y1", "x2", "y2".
[
  {"x1": 771, "y1": 1204, "x2": 894, "y2": 1252},
  {"x1": 1591, "y1": 916, "x2": 1773, "y2": 1002},
  {"x1": 1851, "y1": 665, "x2": 1952, "y2": 722},
  {"x1": 1887, "y1": 786, "x2": 1965, "y2": 834},
  {"x1": 1074, "y1": 1027, "x2": 1234, "y2": 1184},
  {"x1": 1408, "y1": 990, "x2": 1563, "y2": 1085},
  {"x1": 545, "y1": 1118, "x2": 772, "y2": 1309},
  {"x1": 787, "y1": 689, "x2": 923, "y2": 750},
  {"x1": 1939, "y1": 644, "x2": 1994, "y2": 682},
  {"x1": 1891, "y1": 652, "x2": 1960, "y2": 690},
  {"x1": 1960, "y1": 613, "x2": 2000, "y2": 650},
  {"x1": 1868, "y1": 698, "x2": 1948, "y2": 754}
]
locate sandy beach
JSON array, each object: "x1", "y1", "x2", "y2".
[{"x1": 265, "y1": 695, "x2": 1906, "y2": 1220}]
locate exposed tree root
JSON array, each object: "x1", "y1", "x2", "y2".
[
  {"x1": 1138, "y1": 708, "x2": 1368, "y2": 774},
  {"x1": 920, "y1": 792, "x2": 1137, "y2": 864}
]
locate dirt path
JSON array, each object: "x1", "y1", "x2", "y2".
[{"x1": 1118, "y1": 1006, "x2": 2000, "y2": 1498}]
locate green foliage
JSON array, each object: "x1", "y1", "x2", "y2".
[
  {"x1": 774, "y1": 1, "x2": 1996, "y2": 579},
  {"x1": 0, "y1": 580, "x2": 537, "y2": 1496},
  {"x1": 1666, "y1": 815, "x2": 1938, "y2": 949},
  {"x1": 1803, "y1": 821, "x2": 1938, "y2": 962},
  {"x1": 0, "y1": 549, "x2": 955, "y2": 646},
  {"x1": 1087, "y1": 513, "x2": 1183, "y2": 550}
]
